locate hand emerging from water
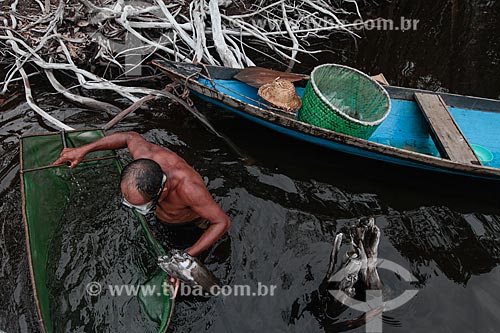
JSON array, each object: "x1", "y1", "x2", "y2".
[{"x1": 53, "y1": 147, "x2": 87, "y2": 169}]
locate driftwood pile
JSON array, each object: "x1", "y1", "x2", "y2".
[{"x1": 0, "y1": 0, "x2": 363, "y2": 130}]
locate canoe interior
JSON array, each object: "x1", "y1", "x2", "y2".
[{"x1": 198, "y1": 78, "x2": 500, "y2": 169}]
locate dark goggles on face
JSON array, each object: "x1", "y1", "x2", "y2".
[{"x1": 122, "y1": 174, "x2": 167, "y2": 215}]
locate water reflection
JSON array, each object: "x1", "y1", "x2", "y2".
[{"x1": 386, "y1": 207, "x2": 500, "y2": 285}]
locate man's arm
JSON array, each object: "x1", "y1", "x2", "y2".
[
  {"x1": 179, "y1": 182, "x2": 231, "y2": 257},
  {"x1": 53, "y1": 131, "x2": 158, "y2": 168}
]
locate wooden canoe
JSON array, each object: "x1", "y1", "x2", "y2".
[{"x1": 152, "y1": 60, "x2": 500, "y2": 181}]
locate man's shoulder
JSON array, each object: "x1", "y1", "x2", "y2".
[
  {"x1": 176, "y1": 169, "x2": 205, "y2": 188},
  {"x1": 150, "y1": 150, "x2": 185, "y2": 173},
  {"x1": 174, "y1": 170, "x2": 209, "y2": 198}
]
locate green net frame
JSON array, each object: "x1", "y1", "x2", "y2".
[
  {"x1": 298, "y1": 64, "x2": 391, "y2": 139},
  {"x1": 20, "y1": 129, "x2": 173, "y2": 333}
]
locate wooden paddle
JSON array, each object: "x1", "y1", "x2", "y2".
[{"x1": 233, "y1": 67, "x2": 309, "y2": 88}]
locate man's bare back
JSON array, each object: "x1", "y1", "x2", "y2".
[
  {"x1": 143, "y1": 148, "x2": 205, "y2": 223},
  {"x1": 54, "y1": 131, "x2": 231, "y2": 256}
]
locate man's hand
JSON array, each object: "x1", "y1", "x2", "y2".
[{"x1": 53, "y1": 147, "x2": 87, "y2": 169}]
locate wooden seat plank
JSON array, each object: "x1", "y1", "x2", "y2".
[{"x1": 414, "y1": 93, "x2": 481, "y2": 165}]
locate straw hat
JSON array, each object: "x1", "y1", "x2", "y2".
[{"x1": 258, "y1": 78, "x2": 302, "y2": 112}]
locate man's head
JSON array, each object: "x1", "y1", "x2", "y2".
[{"x1": 120, "y1": 159, "x2": 167, "y2": 214}]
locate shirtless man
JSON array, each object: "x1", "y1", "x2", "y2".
[{"x1": 53, "y1": 131, "x2": 231, "y2": 257}]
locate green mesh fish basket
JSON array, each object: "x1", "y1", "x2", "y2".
[{"x1": 298, "y1": 64, "x2": 391, "y2": 139}]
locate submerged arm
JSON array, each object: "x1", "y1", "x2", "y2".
[{"x1": 179, "y1": 181, "x2": 231, "y2": 257}]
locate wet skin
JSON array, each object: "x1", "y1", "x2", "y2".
[{"x1": 53, "y1": 131, "x2": 231, "y2": 256}]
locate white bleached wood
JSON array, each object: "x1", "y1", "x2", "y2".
[
  {"x1": 1, "y1": 0, "x2": 363, "y2": 130},
  {"x1": 208, "y1": 0, "x2": 240, "y2": 68}
]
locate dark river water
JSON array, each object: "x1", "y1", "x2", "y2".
[{"x1": 2, "y1": 1, "x2": 500, "y2": 332}]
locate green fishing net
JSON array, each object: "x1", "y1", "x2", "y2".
[{"x1": 21, "y1": 130, "x2": 172, "y2": 333}]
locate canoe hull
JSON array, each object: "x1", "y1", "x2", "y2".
[{"x1": 195, "y1": 91, "x2": 495, "y2": 179}]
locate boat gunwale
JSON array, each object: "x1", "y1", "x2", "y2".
[
  {"x1": 385, "y1": 86, "x2": 500, "y2": 113},
  {"x1": 154, "y1": 60, "x2": 500, "y2": 113},
  {"x1": 152, "y1": 61, "x2": 500, "y2": 179}
]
